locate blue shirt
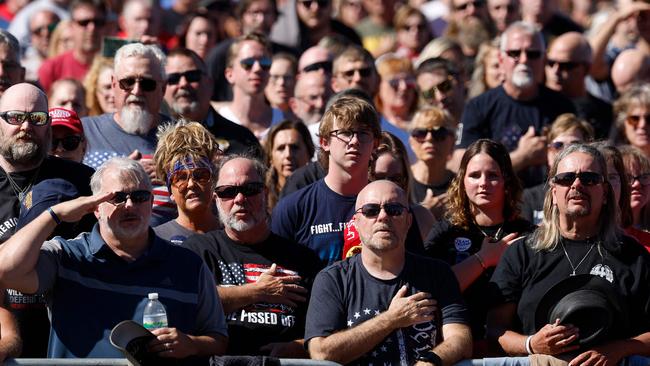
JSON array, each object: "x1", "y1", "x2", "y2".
[{"x1": 35, "y1": 225, "x2": 227, "y2": 359}]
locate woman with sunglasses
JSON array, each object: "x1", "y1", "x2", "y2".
[
  {"x1": 612, "y1": 83, "x2": 650, "y2": 157},
  {"x1": 48, "y1": 107, "x2": 86, "y2": 163},
  {"x1": 153, "y1": 121, "x2": 222, "y2": 245},
  {"x1": 409, "y1": 107, "x2": 456, "y2": 219},
  {"x1": 620, "y1": 145, "x2": 650, "y2": 233},
  {"x1": 423, "y1": 139, "x2": 534, "y2": 356},
  {"x1": 375, "y1": 54, "x2": 419, "y2": 131},
  {"x1": 393, "y1": 5, "x2": 431, "y2": 61}
]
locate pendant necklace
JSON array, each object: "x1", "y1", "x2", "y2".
[
  {"x1": 476, "y1": 222, "x2": 504, "y2": 242},
  {"x1": 4, "y1": 167, "x2": 40, "y2": 202},
  {"x1": 560, "y1": 240, "x2": 595, "y2": 276}
]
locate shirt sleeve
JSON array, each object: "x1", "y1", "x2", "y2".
[
  {"x1": 430, "y1": 260, "x2": 470, "y2": 325},
  {"x1": 270, "y1": 195, "x2": 299, "y2": 241},
  {"x1": 457, "y1": 97, "x2": 488, "y2": 149},
  {"x1": 194, "y1": 262, "x2": 228, "y2": 338},
  {"x1": 35, "y1": 239, "x2": 63, "y2": 295},
  {"x1": 304, "y1": 268, "x2": 347, "y2": 344},
  {"x1": 489, "y1": 236, "x2": 529, "y2": 304}
]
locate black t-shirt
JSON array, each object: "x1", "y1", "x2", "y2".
[
  {"x1": 541, "y1": 13, "x2": 584, "y2": 45},
  {"x1": 0, "y1": 156, "x2": 94, "y2": 357},
  {"x1": 489, "y1": 234, "x2": 650, "y2": 340},
  {"x1": 572, "y1": 94, "x2": 613, "y2": 140},
  {"x1": 410, "y1": 171, "x2": 454, "y2": 204},
  {"x1": 423, "y1": 218, "x2": 535, "y2": 339},
  {"x1": 305, "y1": 252, "x2": 469, "y2": 365},
  {"x1": 207, "y1": 109, "x2": 263, "y2": 158},
  {"x1": 459, "y1": 86, "x2": 574, "y2": 187},
  {"x1": 520, "y1": 183, "x2": 546, "y2": 226},
  {"x1": 183, "y1": 230, "x2": 323, "y2": 356}
]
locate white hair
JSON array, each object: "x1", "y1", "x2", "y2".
[
  {"x1": 114, "y1": 43, "x2": 166, "y2": 80},
  {"x1": 500, "y1": 21, "x2": 545, "y2": 53}
]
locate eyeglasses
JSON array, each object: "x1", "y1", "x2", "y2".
[
  {"x1": 243, "y1": 9, "x2": 276, "y2": 18},
  {"x1": 298, "y1": 0, "x2": 329, "y2": 8},
  {"x1": 329, "y1": 129, "x2": 374, "y2": 144},
  {"x1": 109, "y1": 190, "x2": 152, "y2": 205},
  {"x1": 626, "y1": 114, "x2": 650, "y2": 127},
  {"x1": 0, "y1": 111, "x2": 50, "y2": 126},
  {"x1": 338, "y1": 67, "x2": 373, "y2": 80},
  {"x1": 546, "y1": 59, "x2": 582, "y2": 71},
  {"x1": 420, "y1": 76, "x2": 455, "y2": 100},
  {"x1": 547, "y1": 140, "x2": 580, "y2": 151},
  {"x1": 387, "y1": 77, "x2": 416, "y2": 90},
  {"x1": 303, "y1": 61, "x2": 332, "y2": 73},
  {"x1": 74, "y1": 17, "x2": 106, "y2": 28},
  {"x1": 239, "y1": 57, "x2": 272, "y2": 71},
  {"x1": 31, "y1": 22, "x2": 58, "y2": 35},
  {"x1": 410, "y1": 127, "x2": 450, "y2": 142},
  {"x1": 627, "y1": 173, "x2": 650, "y2": 186},
  {"x1": 118, "y1": 77, "x2": 158, "y2": 92},
  {"x1": 455, "y1": 0, "x2": 485, "y2": 10},
  {"x1": 215, "y1": 182, "x2": 265, "y2": 199},
  {"x1": 356, "y1": 202, "x2": 408, "y2": 218},
  {"x1": 269, "y1": 74, "x2": 295, "y2": 83},
  {"x1": 552, "y1": 172, "x2": 604, "y2": 187},
  {"x1": 170, "y1": 168, "x2": 212, "y2": 190},
  {"x1": 504, "y1": 49, "x2": 543, "y2": 62},
  {"x1": 167, "y1": 70, "x2": 203, "y2": 85},
  {"x1": 51, "y1": 135, "x2": 83, "y2": 151}
]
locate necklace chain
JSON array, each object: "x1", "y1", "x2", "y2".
[
  {"x1": 4, "y1": 167, "x2": 39, "y2": 202},
  {"x1": 561, "y1": 241, "x2": 596, "y2": 276},
  {"x1": 476, "y1": 223, "x2": 504, "y2": 241}
]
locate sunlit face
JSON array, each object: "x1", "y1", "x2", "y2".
[
  {"x1": 225, "y1": 40, "x2": 270, "y2": 95},
  {"x1": 49, "y1": 82, "x2": 88, "y2": 117},
  {"x1": 71, "y1": 5, "x2": 106, "y2": 54},
  {"x1": 484, "y1": 48, "x2": 502, "y2": 89},
  {"x1": 409, "y1": 122, "x2": 455, "y2": 163},
  {"x1": 378, "y1": 71, "x2": 416, "y2": 114},
  {"x1": 241, "y1": 0, "x2": 277, "y2": 34},
  {"x1": 624, "y1": 104, "x2": 650, "y2": 151},
  {"x1": 50, "y1": 126, "x2": 85, "y2": 162},
  {"x1": 463, "y1": 153, "x2": 505, "y2": 212},
  {"x1": 626, "y1": 160, "x2": 650, "y2": 212},
  {"x1": 372, "y1": 153, "x2": 407, "y2": 190},
  {"x1": 271, "y1": 128, "x2": 310, "y2": 179},
  {"x1": 500, "y1": 30, "x2": 544, "y2": 90},
  {"x1": 321, "y1": 119, "x2": 376, "y2": 173},
  {"x1": 546, "y1": 129, "x2": 585, "y2": 169},
  {"x1": 96, "y1": 67, "x2": 115, "y2": 113},
  {"x1": 169, "y1": 165, "x2": 215, "y2": 216},
  {"x1": 265, "y1": 58, "x2": 296, "y2": 109},
  {"x1": 332, "y1": 59, "x2": 378, "y2": 95},
  {"x1": 551, "y1": 152, "x2": 606, "y2": 221},
  {"x1": 396, "y1": 14, "x2": 429, "y2": 51},
  {"x1": 185, "y1": 17, "x2": 216, "y2": 60},
  {"x1": 215, "y1": 158, "x2": 267, "y2": 232},
  {"x1": 296, "y1": 0, "x2": 331, "y2": 30},
  {"x1": 0, "y1": 43, "x2": 25, "y2": 97},
  {"x1": 606, "y1": 159, "x2": 621, "y2": 206}
]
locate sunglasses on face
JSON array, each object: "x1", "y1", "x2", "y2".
[
  {"x1": 420, "y1": 77, "x2": 454, "y2": 99},
  {"x1": 387, "y1": 77, "x2": 416, "y2": 90},
  {"x1": 626, "y1": 114, "x2": 650, "y2": 127},
  {"x1": 118, "y1": 77, "x2": 158, "y2": 92},
  {"x1": 356, "y1": 202, "x2": 408, "y2": 218},
  {"x1": 400, "y1": 23, "x2": 427, "y2": 32},
  {"x1": 627, "y1": 173, "x2": 650, "y2": 186},
  {"x1": 504, "y1": 49, "x2": 543, "y2": 62},
  {"x1": 410, "y1": 127, "x2": 450, "y2": 141},
  {"x1": 546, "y1": 59, "x2": 582, "y2": 71},
  {"x1": 31, "y1": 21, "x2": 59, "y2": 35},
  {"x1": 0, "y1": 111, "x2": 49, "y2": 126},
  {"x1": 74, "y1": 17, "x2": 106, "y2": 27},
  {"x1": 303, "y1": 61, "x2": 333, "y2": 73},
  {"x1": 455, "y1": 0, "x2": 485, "y2": 10},
  {"x1": 51, "y1": 135, "x2": 83, "y2": 151},
  {"x1": 167, "y1": 70, "x2": 203, "y2": 85},
  {"x1": 239, "y1": 57, "x2": 272, "y2": 71},
  {"x1": 298, "y1": 0, "x2": 329, "y2": 8},
  {"x1": 547, "y1": 140, "x2": 580, "y2": 151},
  {"x1": 109, "y1": 190, "x2": 152, "y2": 205},
  {"x1": 552, "y1": 172, "x2": 604, "y2": 187},
  {"x1": 329, "y1": 129, "x2": 374, "y2": 144},
  {"x1": 215, "y1": 182, "x2": 265, "y2": 199},
  {"x1": 338, "y1": 67, "x2": 373, "y2": 80},
  {"x1": 170, "y1": 168, "x2": 212, "y2": 189}
]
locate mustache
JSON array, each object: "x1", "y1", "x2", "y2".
[
  {"x1": 126, "y1": 95, "x2": 146, "y2": 104},
  {"x1": 568, "y1": 191, "x2": 588, "y2": 200},
  {"x1": 174, "y1": 88, "x2": 197, "y2": 99},
  {"x1": 514, "y1": 64, "x2": 532, "y2": 73}
]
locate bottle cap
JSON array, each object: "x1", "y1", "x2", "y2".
[{"x1": 147, "y1": 293, "x2": 158, "y2": 300}]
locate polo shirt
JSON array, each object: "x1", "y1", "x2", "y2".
[{"x1": 35, "y1": 225, "x2": 227, "y2": 361}]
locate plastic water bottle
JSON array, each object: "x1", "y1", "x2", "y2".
[{"x1": 143, "y1": 293, "x2": 168, "y2": 330}]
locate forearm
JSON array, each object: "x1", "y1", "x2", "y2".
[
  {"x1": 432, "y1": 324, "x2": 473, "y2": 365},
  {"x1": 612, "y1": 332, "x2": 650, "y2": 357},
  {"x1": 216, "y1": 284, "x2": 261, "y2": 314},
  {"x1": 187, "y1": 333, "x2": 228, "y2": 357},
  {"x1": 588, "y1": 12, "x2": 620, "y2": 80},
  {"x1": 309, "y1": 312, "x2": 398, "y2": 364},
  {"x1": 496, "y1": 329, "x2": 529, "y2": 356},
  {"x1": 509, "y1": 150, "x2": 528, "y2": 172}
]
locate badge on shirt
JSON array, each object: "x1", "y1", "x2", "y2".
[{"x1": 454, "y1": 237, "x2": 472, "y2": 252}]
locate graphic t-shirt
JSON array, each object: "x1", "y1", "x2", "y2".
[
  {"x1": 183, "y1": 230, "x2": 323, "y2": 355},
  {"x1": 305, "y1": 253, "x2": 469, "y2": 365}
]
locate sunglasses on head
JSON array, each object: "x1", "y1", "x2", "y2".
[
  {"x1": 51, "y1": 135, "x2": 83, "y2": 151},
  {"x1": 75, "y1": 17, "x2": 106, "y2": 27},
  {"x1": 303, "y1": 61, "x2": 332, "y2": 73},
  {"x1": 505, "y1": 49, "x2": 542, "y2": 61},
  {"x1": 215, "y1": 182, "x2": 265, "y2": 199},
  {"x1": 547, "y1": 140, "x2": 580, "y2": 151},
  {"x1": 420, "y1": 77, "x2": 454, "y2": 99},
  {"x1": 109, "y1": 190, "x2": 152, "y2": 205},
  {"x1": 167, "y1": 70, "x2": 203, "y2": 85},
  {"x1": 627, "y1": 173, "x2": 650, "y2": 186},
  {"x1": 455, "y1": 0, "x2": 485, "y2": 10},
  {"x1": 0, "y1": 111, "x2": 49, "y2": 126},
  {"x1": 410, "y1": 127, "x2": 450, "y2": 141},
  {"x1": 339, "y1": 67, "x2": 372, "y2": 80},
  {"x1": 387, "y1": 77, "x2": 416, "y2": 90},
  {"x1": 169, "y1": 168, "x2": 212, "y2": 189},
  {"x1": 356, "y1": 202, "x2": 408, "y2": 218},
  {"x1": 299, "y1": 0, "x2": 329, "y2": 8},
  {"x1": 239, "y1": 57, "x2": 272, "y2": 71},
  {"x1": 552, "y1": 172, "x2": 604, "y2": 187},
  {"x1": 546, "y1": 59, "x2": 582, "y2": 71},
  {"x1": 118, "y1": 77, "x2": 158, "y2": 92},
  {"x1": 626, "y1": 114, "x2": 650, "y2": 127}
]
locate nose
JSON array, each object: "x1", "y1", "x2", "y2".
[
  {"x1": 639, "y1": 116, "x2": 648, "y2": 129},
  {"x1": 352, "y1": 70, "x2": 362, "y2": 83},
  {"x1": 233, "y1": 191, "x2": 246, "y2": 204},
  {"x1": 131, "y1": 80, "x2": 144, "y2": 95}
]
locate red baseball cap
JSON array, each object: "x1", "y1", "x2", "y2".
[{"x1": 49, "y1": 107, "x2": 83, "y2": 135}]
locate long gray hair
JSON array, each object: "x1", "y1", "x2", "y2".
[{"x1": 531, "y1": 144, "x2": 622, "y2": 252}]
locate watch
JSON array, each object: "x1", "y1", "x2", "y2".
[{"x1": 416, "y1": 351, "x2": 443, "y2": 366}]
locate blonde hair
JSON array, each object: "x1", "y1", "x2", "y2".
[
  {"x1": 83, "y1": 57, "x2": 114, "y2": 116},
  {"x1": 547, "y1": 113, "x2": 595, "y2": 142}
]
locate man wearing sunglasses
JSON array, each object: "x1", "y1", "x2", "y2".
[
  {"x1": 415, "y1": 57, "x2": 465, "y2": 124},
  {"x1": 489, "y1": 144, "x2": 650, "y2": 366},
  {"x1": 0, "y1": 157, "x2": 229, "y2": 361},
  {"x1": 0, "y1": 31, "x2": 25, "y2": 97},
  {"x1": 306, "y1": 180, "x2": 471, "y2": 365},
  {"x1": 164, "y1": 48, "x2": 261, "y2": 156},
  {"x1": 38, "y1": 0, "x2": 108, "y2": 93},
  {"x1": 457, "y1": 21, "x2": 574, "y2": 187},
  {"x1": 545, "y1": 32, "x2": 613, "y2": 140},
  {"x1": 184, "y1": 156, "x2": 322, "y2": 357}
]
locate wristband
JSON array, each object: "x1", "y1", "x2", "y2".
[
  {"x1": 474, "y1": 253, "x2": 487, "y2": 270},
  {"x1": 525, "y1": 335, "x2": 534, "y2": 355},
  {"x1": 48, "y1": 207, "x2": 61, "y2": 225}
]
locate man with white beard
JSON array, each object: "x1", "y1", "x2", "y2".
[
  {"x1": 454, "y1": 21, "x2": 574, "y2": 187},
  {"x1": 183, "y1": 155, "x2": 323, "y2": 357}
]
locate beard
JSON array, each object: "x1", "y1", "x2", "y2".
[
  {"x1": 0, "y1": 129, "x2": 49, "y2": 167},
  {"x1": 511, "y1": 64, "x2": 535, "y2": 89},
  {"x1": 217, "y1": 201, "x2": 268, "y2": 232},
  {"x1": 565, "y1": 191, "x2": 592, "y2": 217},
  {"x1": 119, "y1": 98, "x2": 155, "y2": 135},
  {"x1": 171, "y1": 88, "x2": 199, "y2": 116}
]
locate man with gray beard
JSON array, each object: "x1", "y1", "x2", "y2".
[
  {"x1": 455, "y1": 21, "x2": 574, "y2": 187},
  {"x1": 163, "y1": 48, "x2": 261, "y2": 156},
  {"x1": 183, "y1": 155, "x2": 322, "y2": 357}
]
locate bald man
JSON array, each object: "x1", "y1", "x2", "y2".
[
  {"x1": 305, "y1": 180, "x2": 471, "y2": 365},
  {"x1": 0, "y1": 83, "x2": 94, "y2": 357},
  {"x1": 545, "y1": 32, "x2": 613, "y2": 139},
  {"x1": 612, "y1": 49, "x2": 650, "y2": 93},
  {"x1": 298, "y1": 45, "x2": 332, "y2": 75}
]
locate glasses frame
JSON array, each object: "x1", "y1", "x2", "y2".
[
  {"x1": 239, "y1": 57, "x2": 272, "y2": 72},
  {"x1": 215, "y1": 182, "x2": 265, "y2": 199},
  {"x1": 109, "y1": 190, "x2": 153, "y2": 205},
  {"x1": 329, "y1": 129, "x2": 375, "y2": 144},
  {"x1": 51, "y1": 135, "x2": 83, "y2": 151},
  {"x1": 552, "y1": 172, "x2": 605, "y2": 187},
  {"x1": 0, "y1": 111, "x2": 50, "y2": 126},
  {"x1": 118, "y1": 77, "x2": 159, "y2": 92},
  {"x1": 169, "y1": 168, "x2": 213, "y2": 190},
  {"x1": 355, "y1": 202, "x2": 409, "y2": 218},
  {"x1": 167, "y1": 70, "x2": 203, "y2": 85}
]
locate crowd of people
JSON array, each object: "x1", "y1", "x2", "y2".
[{"x1": 0, "y1": 0, "x2": 646, "y2": 365}]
